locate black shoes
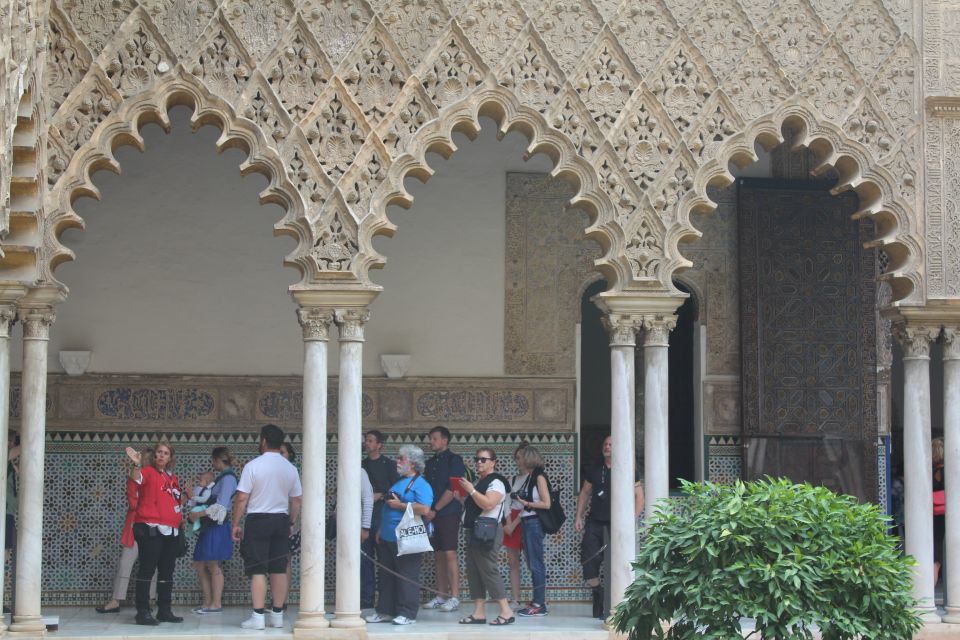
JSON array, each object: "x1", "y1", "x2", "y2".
[
  {"x1": 591, "y1": 586, "x2": 605, "y2": 620},
  {"x1": 135, "y1": 611, "x2": 160, "y2": 626},
  {"x1": 156, "y1": 609, "x2": 184, "y2": 623}
]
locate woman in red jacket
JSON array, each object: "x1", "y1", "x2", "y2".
[
  {"x1": 95, "y1": 448, "x2": 157, "y2": 613},
  {"x1": 126, "y1": 441, "x2": 184, "y2": 626}
]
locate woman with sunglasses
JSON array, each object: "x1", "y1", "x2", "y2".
[{"x1": 458, "y1": 448, "x2": 514, "y2": 626}]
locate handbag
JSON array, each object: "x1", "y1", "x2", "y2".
[
  {"x1": 934, "y1": 489, "x2": 946, "y2": 516},
  {"x1": 396, "y1": 502, "x2": 433, "y2": 556},
  {"x1": 532, "y1": 470, "x2": 567, "y2": 535},
  {"x1": 472, "y1": 515, "x2": 499, "y2": 549}
]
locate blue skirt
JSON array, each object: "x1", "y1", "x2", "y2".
[{"x1": 193, "y1": 522, "x2": 233, "y2": 562}]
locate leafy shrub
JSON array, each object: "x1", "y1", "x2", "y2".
[{"x1": 611, "y1": 478, "x2": 922, "y2": 640}]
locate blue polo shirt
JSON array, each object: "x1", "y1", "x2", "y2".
[{"x1": 379, "y1": 475, "x2": 434, "y2": 543}]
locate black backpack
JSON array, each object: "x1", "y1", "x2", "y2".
[{"x1": 532, "y1": 469, "x2": 566, "y2": 535}]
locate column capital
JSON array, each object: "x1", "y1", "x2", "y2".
[
  {"x1": 334, "y1": 308, "x2": 370, "y2": 342},
  {"x1": 894, "y1": 322, "x2": 940, "y2": 359},
  {"x1": 642, "y1": 314, "x2": 677, "y2": 347},
  {"x1": 297, "y1": 307, "x2": 334, "y2": 342},
  {"x1": 602, "y1": 314, "x2": 641, "y2": 347},
  {"x1": 0, "y1": 306, "x2": 16, "y2": 339},
  {"x1": 16, "y1": 306, "x2": 55, "y2": 341},
  {"x1": 944, "y1": 326, "x2": 960, "y2": 361}
]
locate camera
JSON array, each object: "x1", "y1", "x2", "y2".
[{"x1": 510, "y1": 491, "x2": 519, "y2": 499}]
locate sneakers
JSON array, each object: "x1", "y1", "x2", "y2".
[
  {"x1": 422, "y1": 596, "x2": 447, "y2": 609},
  {"x1": 267, "y1": 610, "x2": 284, "y2": 628},
  {"x1": 439, "y1": 597, "x2": 460, "y2": 612},
  {"x1": 517, "y1": 603, "x2": 547, "y2": 617},
  {"x1": 364, "y1": 613, "x2": 393, "y2": 623},
  {"x1": 240, "y1": 611, "x2": 265, "y2": 630},
  {"x1": 392, "y1": 615, "x2": 416, "y2": 625}
]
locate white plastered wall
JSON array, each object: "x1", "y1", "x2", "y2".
[{"x1": 11, "y1": 111, "x2": 552, "y2": 376}]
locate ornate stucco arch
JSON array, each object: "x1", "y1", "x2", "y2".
[
  {"x1": 676, "y1": 98, "x2": 923, "y2": 305},
  {"x1": 38, "y1": 71, "x2": 312, "y2": 292},
  {"x1": 355, "y1": 84, "x2": 635, "y2": 293}
]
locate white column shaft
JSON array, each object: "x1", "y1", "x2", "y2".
[
  {"x1": 643, "y1": 344, "x2": 669, "y2": 521},
  {"x1": 332, "y1": 308, "x2": 366, "y2": 629},
  {"x1": 609, "y1": 343, "x2": 636, "y2": 610},
  {"x1": 12, "y1": 322, "x2": 49, "y2": 633},
  {"x1": 903, "y1": 352, "x2": 937, "y2": 619},
  {"x1": 0, "y1": 317, "x2": 11, "y2": 632},
  {"x1": 943, "y1": 330, "x2": 960, "y2": 622},
  {"x1": 298, "y1": 338, "x2": 329, "y2": 625}
]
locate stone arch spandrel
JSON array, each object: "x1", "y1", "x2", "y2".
[
  {"x1": 675, "y1": 98, "x2": 923, "y2": 306},
  {"x1": 38, "y1": 71, "x2": 316, "y2": 291},
  {"x1": 354, "y1": 84, "x2": 635, "y2": 293}
]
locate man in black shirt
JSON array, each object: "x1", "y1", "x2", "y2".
[
  {"x1": 422, "y1": 426, "x2": 466, "y2": 611},
  {"x1": 360, "y1": 430, "x2": 398, "y2": 609}
]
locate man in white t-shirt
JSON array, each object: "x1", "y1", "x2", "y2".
[{"x1": 232, "y1": 424, "x2": 303, "y2": 630}]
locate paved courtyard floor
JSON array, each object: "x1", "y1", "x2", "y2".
[{"x1": 30, "y1": 603, "x2": 609, "y2": 640}]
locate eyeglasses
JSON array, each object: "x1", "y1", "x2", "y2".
[{"x1": 474, "y1": 456, "x2": 494, "y2": 463}]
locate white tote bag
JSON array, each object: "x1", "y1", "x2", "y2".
[{"x1": 396, "y1": 502, "x2": 433, "y2": 556}]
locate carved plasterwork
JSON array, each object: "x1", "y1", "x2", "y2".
[
  {"x1": 46, "y1": 6, "x2": 92, "y2": 118},
  {"x1": 687, "y1": 0, "x2": 755, "y2": 81},
  {"x1": 459, "y1": 0, "x2": 528, "y2": 62},
  {"x1": 222, "y1": 0, "x2": 294, "y2": 62},
  {"x1": 495, "y1": 24, "x2": 564, "y2": 115},
  {"x1": 608, "y1": 0, "x2": 679, "y2": 80},
  {"x1": 300, "y1": 0, "x2": 374, "y2": 62},
  {"x1": 100, "y1": 9, "x2": 177, "y2": 100},
  {"x1": 503, "y1": 173, "x2": 600, "y2": 376},
  {"x1": 925, "y1": 115, "x2": 960, "y2": 298},
  {"x1": 531, "y1": 1, "x2": 603, "y2": 75},
  {"x1": 265, "y1": 18, "x2": 333, "y2": 123},
  {"x1": 10, "y1": 0, "x2": 926, "y2": 304},
  {"x1": 340, "y1": 19, "x2": 410, "y2": 126},
  {"x1": 139, "y1": 0, "x2": 217, "y2": 60}
]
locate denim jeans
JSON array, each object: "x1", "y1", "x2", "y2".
[{"x1": 521, "y1": 516, "x2": 546, "y2": 605}]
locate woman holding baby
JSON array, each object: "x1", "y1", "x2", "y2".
[{"x1": 190, "y1": 446, "x2": 239, "y2": 614}]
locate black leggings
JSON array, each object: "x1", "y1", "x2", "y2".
[{"x1": 133, "y1": 524, "x2": 178, "y2": 613}]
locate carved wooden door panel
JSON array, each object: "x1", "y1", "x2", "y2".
[{"x1": 738, "y1": 180, "x2": 878, "y2": 502}]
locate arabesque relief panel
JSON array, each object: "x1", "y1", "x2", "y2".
[{"x1": 0, "y1": 0, "x2": 927, "y2": 306}]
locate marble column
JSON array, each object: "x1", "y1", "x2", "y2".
[
  {"x1": 10, "y1": 306, "x2": 55, "y2": 635},
  {"x1": 603, "y1": 314, "x2": 641, "y2": 615},
  {"x1": 643, "y1": 315, "x2": 676, "y2": 522},
  {"x1": 896, "y1": 323, "x2": 941, "y2": 622},
  {"x1": 0, "y1": 306, "x2": 15, "y2": 633},
  {"x1": 944, "y1": 327, "x2": 960, "y2": 623},
  {"x1": 294, "y1": 308, "x2": 333, "y2": 634},
  {"x1": 332, "y1": 309, "x2": 368, "y2": 630}
]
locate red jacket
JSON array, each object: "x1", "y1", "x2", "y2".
[
  {"x1": 121, "y1": 477, "x2": 139, "y2": 547},
  {"x1": 133, "y1": 466, "x2": 182, "y2": 529}
]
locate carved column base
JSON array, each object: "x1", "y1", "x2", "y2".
[
  {"x1": 941, "y1": 607, "x2": 960, "y2": 624},
  {"x1": 329, "y1": 614, "x2": 365, "y2": 629},
  {"x1": 8, "y1": 616, "x2": 46, "y2": 636},
  {"x1": 294, "y1": 611, "x2": 331, "y2": 631}
]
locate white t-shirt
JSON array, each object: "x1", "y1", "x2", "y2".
[
  {"x1": 236, "y1": 451, "x2": 303, "y2": 514},
  {"x1": 479, "y1": 478, "x2": 507, "y2": 519}
]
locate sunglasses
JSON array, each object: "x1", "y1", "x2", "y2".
[{"x1": 474, "y1": 456, "x2": 494, "y2": 463}]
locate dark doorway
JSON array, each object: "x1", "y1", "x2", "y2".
[
  {"x1": 669, "y1": 282, "x2": 697, "y2": 489},
  {"x1": 580, "y1": 279, "x2": 611, "y2": 467}
]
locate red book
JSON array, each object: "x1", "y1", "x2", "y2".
[{"x1": 450, "y1": 476, "x2": 467, "y2": 497}]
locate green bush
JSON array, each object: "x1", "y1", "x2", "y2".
[{"x1": 611, "y1": 478, "x2": 922, "y2": 640}]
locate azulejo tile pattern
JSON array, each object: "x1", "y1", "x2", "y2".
[{"x1": 39, "y1": 431, "x2": 587, "y2": 606}]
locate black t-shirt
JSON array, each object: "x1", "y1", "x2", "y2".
[
  {"x1": 362, "y1": 455, "x2": 399, "y2": 529},
  {"x1": 425, "y1": 448, "x2": 466, "y2": 517},
  {"x1": 583, "y1": 463, "x2": 611, "y2": 523}
]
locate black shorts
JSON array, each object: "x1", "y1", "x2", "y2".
[
  {"x1": 432, "y1": 513, "x2": 460, "y2": 552},
  {"x1": 241, "y1": 513, "x2": 290, "y2": 576},
  {"x1": 581, "y1": 519, "x2": 608, "y2": 581}
]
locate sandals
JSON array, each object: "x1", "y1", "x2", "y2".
[
  {"x1": 489, "y1": 615, "x2": 515, "y2": 626},
  {"x1": 458, "y1": 615, "x2": 487, "y2": 624}
]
